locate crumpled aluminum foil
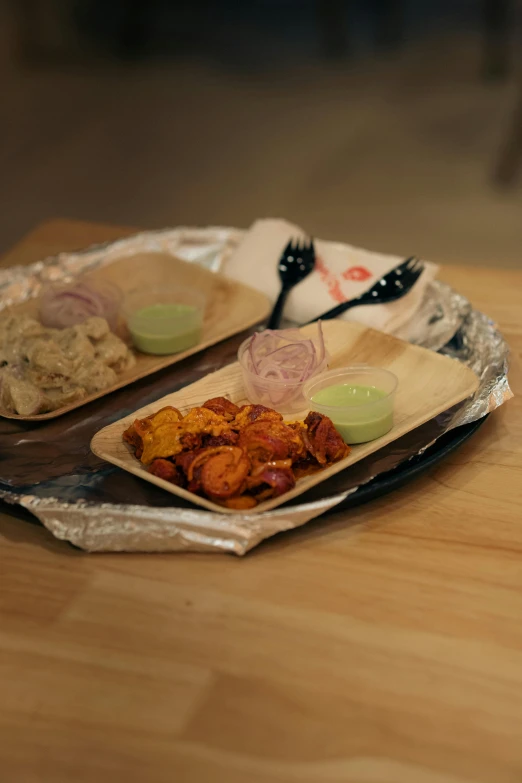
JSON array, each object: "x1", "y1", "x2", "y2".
[
  {"x1": 0, "y1": 227, "x2": 513, "y2": 554},
  {"x1": 439, "y1": 303, "x2": 513, "y2": 427}
]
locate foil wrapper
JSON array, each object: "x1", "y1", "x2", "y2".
[{"x1": 0, "y1": 227, "x2": 513, "y2": 554}]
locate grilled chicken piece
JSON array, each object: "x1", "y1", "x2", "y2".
[
  {"x1": 304, "y1": 411, "x2": 350, "y2": 465},
  {"x1": 147, "y1": 406, "x2": 183, "y2": 426},
  {"x1": 94, "y1": 332, "x2": 130, "y2": 367},
  {"x1": 123, "y1": 406, "x2": 185, "y2": 460},
  {"x1": 186, "y1": 446, "x2": 250, "y2": 500},
  {"x1": 148, "y1": 458, "x2": 184, "y2": 486},
  {"x1": 231, "y1": 404, "x2": 283, "y2": 429},
  {"x1": 74, "y1": 361, "x2": 118, "y2": 393},
  {"x1": 0, "y1": 373, "x2": 43, "y2": 416},
  {"x1": 78, "y1": 316, "x2": 110, "y2": 341},
  {"x1": 202, "y1": 396, "x2": 240, "y2": 421},
  {"x1": 239, "y1": 420, "x2": 306, "y2": 465},
  {"x1": 138, "y1": 407, "x2": 230, "y2": 464}
]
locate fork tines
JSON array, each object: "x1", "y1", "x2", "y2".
[
  {"x1": 397, "y1": 256, "x2": 423, "y2": 274},
  {"x1": 287, "y1": 237, "x2": 314, "y2": 253}
]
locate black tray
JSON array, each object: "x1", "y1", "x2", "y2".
[
  {"x1": 0, "y1": 415, "x2": 488, "y2": 533},
  {"x1": 330, "y1": 414, "x2": 488, "y2": 514},
  {"x1": 0, "y1": 323, "x2": 488, "y2": 538}
]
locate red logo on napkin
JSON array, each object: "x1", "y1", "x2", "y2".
[
  {"x1": 316, "y1": 256, "x2": 347, "y2": 303},
  {"x1": 342, "y1": 266, "x2": 372, "y2": 282}
]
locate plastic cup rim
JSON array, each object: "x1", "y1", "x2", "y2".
[
  {"x1": 237, "y1": 336, "x2": 328, "y2": 388},
  {"x1": 303, "y1": 365, "x2": 398, "y2": 412}
]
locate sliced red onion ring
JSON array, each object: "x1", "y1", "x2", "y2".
[{"x1": 39, "y1": 279, "x2": 123, "y2": 331}]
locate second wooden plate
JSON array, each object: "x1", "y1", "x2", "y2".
[{"x1": 0, "y1": 253, "x2": 271, "y2": 421}]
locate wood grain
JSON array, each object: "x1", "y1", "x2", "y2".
[
  {"x1": 92, "y1": 320, "x2": 478, "y2": 514},
  {"x1": 1, "y1": 220, "x2": 521, "y2": 783},
  {"x1": 0, "y1": 252, "x2": 270, "y2": 420}
]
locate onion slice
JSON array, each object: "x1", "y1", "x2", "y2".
[
  {"x1": 241, "y1": 324, "x2": 327, "y2": 383},
  {"x1": 39, "y1": 279, "x2": 123, "y2": 331},
  {"x1": 239, "y1": 323, "x2": 329, "y2": 411}
]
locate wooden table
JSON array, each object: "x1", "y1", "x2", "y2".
[{"x1": 1, "y1": 220, "x2": 521, "y2": 783}]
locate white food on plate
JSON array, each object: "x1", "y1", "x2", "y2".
[{"x1": 0, "y1": 314, "x2": 135, "y2": 415}]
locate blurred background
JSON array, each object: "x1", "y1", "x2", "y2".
[{"x1": 1, "y1": 0, "x2": 522, "y2": 266}]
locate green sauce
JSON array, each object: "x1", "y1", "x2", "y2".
[
  {"x1": 128, "y1": 303, "x2": 202, "y2": 355},
  {"x1": 311, "y1": 383, "x2": 393, "y2": 444}
]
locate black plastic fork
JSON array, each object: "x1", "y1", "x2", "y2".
[
  {"x1": 267, "y1": 239, "x2": 316, "y2": 329},
  {"x1": 305, "y1": 256, "x2": 424, "y2": 324}
]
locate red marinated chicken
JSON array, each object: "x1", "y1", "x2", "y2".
[
  {"x1": 123, "y1": 398, "x2": 350, "y2": 507},
  {"x1": 202, "y1": 396, "x2": 240, "y2": 421},
  {"x1": 304, "y1": 411, "x2": 350, "y2": 465}
]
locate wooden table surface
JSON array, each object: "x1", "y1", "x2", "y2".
[{"x1": 1, "y1": 220, "x2": 521, "y2": 783}]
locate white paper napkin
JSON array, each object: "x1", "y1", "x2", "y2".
[{"x1": 224, "y1": 218, "x2": 438, "y2": 333}]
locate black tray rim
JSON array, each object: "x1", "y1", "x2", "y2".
[{"x1": 327, "y1": 414, "x2": 488, "y2": 515}]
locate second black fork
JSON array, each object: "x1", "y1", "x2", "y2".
[{"x1": 305, "y1": 257, "x2": 424, "y2": 324}]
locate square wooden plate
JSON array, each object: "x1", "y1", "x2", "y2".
[
  {"x1": 0, "y1": 253, "x2": 270, "y2": 420},
  {"x1": 91, "y1": 320, "x2": 479, "y2": 514}
]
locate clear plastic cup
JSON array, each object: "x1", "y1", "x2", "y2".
[
  {"x1": 123, "y1": 285, "x2": 206, "y2": 355},
  {"x1": 237, "y1": 336, "x2": 328, "y2": 415},
  {"x1": 304, "y1": 365, "x2": 398, "y2": 444}
]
